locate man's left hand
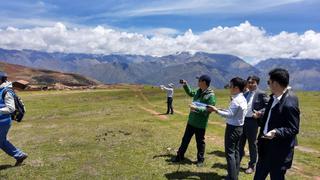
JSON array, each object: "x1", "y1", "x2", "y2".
[
  {"x1": 189, "y1": 104, "x2": 197, "y2": 112},
  {"x1": 262, "y1": 129, "x2": 276, "y2": 139}
]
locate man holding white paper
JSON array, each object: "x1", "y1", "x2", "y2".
[
  {"x1": 254, "y1": 68, "x2": 300, "y2": 180},
  {"x1": 172, "y1": 75, "x2": 216, "y2": 167}
]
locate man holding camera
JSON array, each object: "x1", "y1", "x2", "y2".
[{"x1": 173, "y1": 75, "x2": 216, "y2": 167}]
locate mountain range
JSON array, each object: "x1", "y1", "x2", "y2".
[
  {"x1": 0, "y1": 48, "x2": 319, "y2": 90},
  {"x1": 255, "y1": 58, "x2": 320, "y2": 91}
]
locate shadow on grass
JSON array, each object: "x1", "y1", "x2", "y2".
[
  {"x1": 0, "y1": 164, "x2": 15, "y2": 171},
  {"x1": 158, "y1": 113, "x2": 169, "y2": 115},
  {"x1": 207, "y1": 150, "x2": 225, "y2": 158},
  {"x1": 211, "y1": 163, "x2": 227, "y2": 170},
  {"x1": 153, "y1": 154, "x2": 194, "y2": 165},
  {"x1": 240, "y1": 166, "x2": 247, "y2": 172},
  {"x1": 165, "y1": 171, "x2": 225, "y2": 180}
]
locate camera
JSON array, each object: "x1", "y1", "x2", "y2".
[{"x1": 179, "y1": 79, "x2": 184, "y2": 84}]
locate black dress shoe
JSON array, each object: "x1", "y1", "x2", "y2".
[
  {"x1": 196, "y1": 161, "x2": 204, "y2": 167},
  {"x1": 172, "y1": 155, "x2": 184, "y2": 163}
]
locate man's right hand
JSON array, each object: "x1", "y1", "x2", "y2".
[
  {"x1": 179, "y1": 79, "x2": 187, "y2": 85},
  {"x1": 206, "y1": 105, "x2": 218, "y2": 113},
  {"x1": 253, "y1": 110, "x2": 263, "y2": 119}
]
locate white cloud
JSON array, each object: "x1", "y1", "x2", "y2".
[{"x1": 0, "y1": 21, "x2": 319, "y2": 64}]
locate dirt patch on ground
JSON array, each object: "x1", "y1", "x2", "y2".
[
  {"x1": 173, "y1": 110, "x2": 188, "y2": 116},
  {"x1": 138, "y1": 105, "x2": 168, "y2": 120},
  {"x1": 295, "y1": 145, "x2": 320, "y2": 154},
  {"x1": 208, "y1": 121, "x2": 226, "y2": 128},
  {"x1": 205, "y1": 135, "x2": 224, "y2": 146},
  {"x1": 28, "y1": 159, "x2": 45, "y2": 167},
  {"x1": 289, "y1": 163, "x2": 314, "y2": 179}
]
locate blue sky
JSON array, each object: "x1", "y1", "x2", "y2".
[
  {"x1": 0, "y1": 0, "x2": 319, "y2": 34},
  {"x1": 0, "y1": 0, "x2": 319, "y2": 63}
]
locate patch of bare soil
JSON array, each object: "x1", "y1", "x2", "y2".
[{"x1": 138, "y1": 105, "x2": 168, "y2": 120}]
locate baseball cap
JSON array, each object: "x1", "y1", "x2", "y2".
[{"x1": 196, "y1": 74, "x2": 211, "y2": 86}]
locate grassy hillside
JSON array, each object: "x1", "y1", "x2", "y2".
[
  {"x1": 0, "y1": 61, "x2": 100, "y2": 86},
  {"x1": 0, "y1": 87, "x2": 319, "y2": 179}
]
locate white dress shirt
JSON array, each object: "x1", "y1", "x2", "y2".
[
  {"x1": 161, "y1": 86, "x2": 174, "y2": 97},
  {"x1": 263, "y1": 88, "x2": 288, "y2": 134},
  {"x1": 245, "y1": 91, "x2": 256, "y2": 117},
  {"x1": 217, "y1": 93, "x2": 248, "y2": 126}
]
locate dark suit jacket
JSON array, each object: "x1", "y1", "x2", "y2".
[
  {"x1": 245, "y1": 89, "x2": 269, "y2": 113},
  {"x1": 257, "y1": 89, "x2": 300, "y2": 169}
]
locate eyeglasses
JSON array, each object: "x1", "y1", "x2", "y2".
[{"x1": 247, "y1": 81, "x2": 255, "y2": 84}]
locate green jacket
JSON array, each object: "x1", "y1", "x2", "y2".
[{"x1": 183, "y1": 84, "x2": 216, "y2": 129}]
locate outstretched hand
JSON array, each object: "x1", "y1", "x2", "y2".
[{"x1": 206, "y1": 105, "x2": 218, "y2": 113}]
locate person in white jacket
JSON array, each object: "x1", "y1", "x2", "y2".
[
  {"x1": 160, "y1": 83, "x2": 174, "y2": 114},
  {"x1": 0, "y1": 72, "x2": 28, "y2": 166}
]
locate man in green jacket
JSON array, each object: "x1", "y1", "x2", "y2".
[{"x1": 173, "y1": 75, "x2": 216, "y2": 167}]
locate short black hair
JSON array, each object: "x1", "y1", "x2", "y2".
[
  {"x1": 247, "y1": 75, "x2": 260, "y2": 85},
  {"x1": 0, "y1": 72, "x2": 7, "y2": 84},
  {"x1": 268, "y1": 68, "x2": 289, "y2": 87},
  {"x1": 230, "y1": 77, "x2": 247, "y2": 92},
  {"x1": 1, "y1": 76, "x2": 7, "y2": 83}
]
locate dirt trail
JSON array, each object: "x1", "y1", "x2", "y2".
[
  {"x1": 295, "y1": 146, "x2": 320, "y2": 154},
  {"x1": 173, "y1": 109, "x2": 188, "y2": 116},
  {"x1": 133, "y1": 88, "x2": 187, "y2": 116},
  {"x1": 208, "y1": 121, "x2": 226, "y2": 128},
  {"x1": 138, "y1": 105, "x2": 168, "y2": 120}
]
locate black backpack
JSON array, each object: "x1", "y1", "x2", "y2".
[{"x1": 1, "y1": 88, "x2": 26, "y2": 122}]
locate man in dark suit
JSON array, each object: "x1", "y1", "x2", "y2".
[
  {"x1": 254, "y1": 68, "x2": 300, "y2": 180},
  {"x1": 239, "y1": 76, "x2": 269, "y2": 174}
]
